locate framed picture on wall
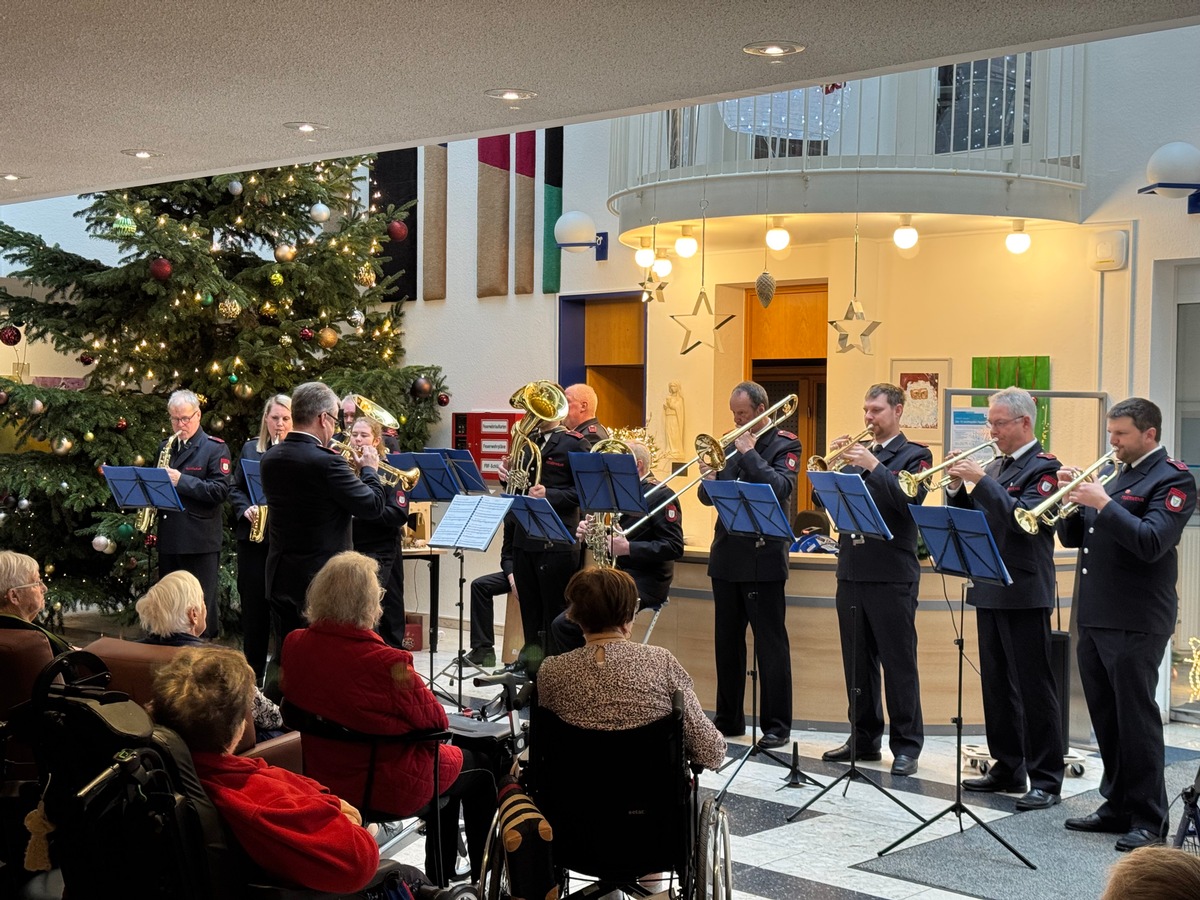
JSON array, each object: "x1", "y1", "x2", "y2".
[{"x1": 890, "y1": 358, "x2": 952, "y2": 444}]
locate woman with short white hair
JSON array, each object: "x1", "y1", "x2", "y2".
[{"x1": 0, "y1": 549, "x2": 71, "y2": 655}]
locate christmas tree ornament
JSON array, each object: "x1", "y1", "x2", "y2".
[
  {"x1": 316, "y1": 326, "x2": 339, "y2": 349},
  {"x1": 104, "y1": 540, "x2": 118, "y2": 554},
  {"x1": 116, "y1": 522, "x2": 135, "y2": 541},
  {"x1": 309, "y1": 202, "x2": 331, "y2": 223},
  {"x1": 347, "y1": 308, "x2": 366, "y2": 328},
  {"x1": 299, "y1": 327, "x2": 315, "y2": 342},
  {"x1": 0, "y1": 325, "x2": 21, "y2": 346},
  {"x1": 354, "y1": 264, "x2": 376, "y2": 288},
  {"x1": 92, "y1": 535, "x2": 111, "y2": 552},
  {"x1": 228, "y1": 373, "x2": 239, "y2": 384},
  {"x1": 387, "y1": 220, "x2": 409, "y2": 242},
  {"x1": 78, "y1": 353, "x2": 95, "y2": 365},
  {"x1": 437, "y1": 392, "x2": 451, "y2": 407},
  {"x1": 201, "y1": 293, "x2": 214, "y2": 307},
  {"x1": 2, "y1": 495, "x2": 15, "y2": 509},
  {"x1": 399, "y1": 414, "x2": 408, "y2": 426},
  {"x1": 52, "y1": 436, "x2": 73, "y2": 455},
  {"x1": 149, "y1": 257, "x2": 173, "y2": 281},
  {"x1": 755, "y1": 271, "x2": 777, "y2": 308},
  {"x1": 0, "y1": 390, "x2": 7, "y2": 405},
  {"x1": 134, "y1": 455, "x2": 146, "y2": 466},
  {"x1": 84, "y1": 431, "x2": 95, "y2": 441},
  {"x1": 43, "y1": 564, "x2": 54, "y2": 575},
  {"x1": 279, "y1": 334, "x2": 293, "y2": 347},
  {"x1": 124, "y1": 556, "x2": 138, "y2": 570},
  {"x1": 115, "y1": 417, "x2": 128, "y2": 431},
  {"x1": 233, "y1": 382, "x2": 254, "y2": 399},
  {"x1": 59, "y1": 482, "x2": 68, "y2": 490},
  {"x1": 274, "y1": 243, "x2": 297, "y2": 263},
  {"x1": 409, "y1": 376, "x2": 433, "y2": 399},
  {"x1": 218, "y1": 297, "x2": 242, "y2": 319},
  {"x1": 227, "y1": 180, "x2": 243, "y2": 196},
  {"x1": 29, "y1": 398, "x2": 45, "y2": 415},
  {"x1": 111, "y1": 215, "x2": 136, "y2": 236},
  {"x1": 209, "y1": 418, "x2": 225, "y2": 432},
  {"x1": 144, "y1": 534, "x2": 157, "y2": 548},
  {"x1": 17, "y1": 498, "x2": 31, "y2": 511},
  {"x1": 259, "y1": 300, "x2": 278, "y2": 316},
  {"x1": 269, "y1": 272, "x2": 284, "y2": 287},
  {"x1": 0, "y1": 511, "x2": 6, "y2": 524}
]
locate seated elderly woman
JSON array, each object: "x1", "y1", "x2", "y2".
[
  {"x1": 0, "y1": 550, "x2": 71, "y2": 655},
  {"x1": 281, "y1": 551, "x2": 497, "y2": 886},
  {"x1": 536, "y1": 567, "x2": 727, "y2": 771},
  {"x1": 150, "y1": 646, "x2": 380, "y2": 893},
  {"x1": 135, "y1": 570, "x2": 283, "y2": 740}
]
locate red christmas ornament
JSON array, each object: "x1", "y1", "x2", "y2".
[
  {"x1": 436, "y1": 392, "x2": 451, "y2": 407},
  {"x1": 78, "y1": 353, "x2": 95, "y2": 366},
  {"x1": 387, "y1": 220, "x2": 409, "y2": 242},
  {"x1": 149, "y1": 257, "x2": 173, "y2": 281},
  {"x1": 299, "y1": 327, "x2": 315, "y2": 342},
  {"x1": 0, "y1": 325, "x2": 20, "y2": 346},
  {"x1": 143, "y1": 534, "x2": 157, "y2": 549},
  {"x1": 115, "y1": 417, "x2": 128, "y2": 432}
]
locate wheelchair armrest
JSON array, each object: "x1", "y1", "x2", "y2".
[
  {"x1": 281, "y1": 700, "x2": 449, "y2": 746},
  {"x1": 241, "y1": 730, "x2": 303, "y2": 773}
]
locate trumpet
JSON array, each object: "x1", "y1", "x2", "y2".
[
  {"x1": 897, "y1": 439, "x2": 999, "y2": 498},
  {"x1": 329, "y1": 438, "x2": 421, "y2": 490},
  {"x1": 1014, "y1": 450, "x2": 1119, "y2": 535},
  {"x1": 625, "y1": 393, "x2": 799, "y2": 539},
  {"x1": 807, "y1": 429, "x2": 874, "y2": 472}
]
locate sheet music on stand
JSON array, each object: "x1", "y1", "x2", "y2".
[
  {"x1": 808, "y1": 470, "x2": 892, "y2": 540},
  {"x1": 240, "y1": 458, "x2": 264, "y2": 506},
  {"x1": 429, "y1": 495, "x2": 513, "y2": 551},
  {"x1": 101, "y1": 465, "x2": 185, "y2": 513},
  {"x1": 426, "y1": 448, "x2": 491, "y2": 495}
]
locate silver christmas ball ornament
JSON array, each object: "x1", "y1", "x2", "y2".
[
  {"x1": 228, "y1": 180, "x2": 243, "y2": 196},
  {"x1": 348, "y1": 308, "x2": 366, "y2": 328},
  {"x1": 309, "y1": 202, "x2": 331, "y2": 223},
  {"x1": 92, "y1": 534, "x2": 110, "y2": 552},
  {"x1": 17, "y1": 498, "x2": 31, "y2": 511}
]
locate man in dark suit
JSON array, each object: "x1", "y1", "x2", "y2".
[
  {"x1": 818, "y1": 383, "x2": 933, "y2": 776},
  {"x1": 563, "y1": 383, "x2": 611, "y2": 448},
  {"x1": 699, "y1": 381, "x2": 800, "y2": 750},
  {"x1": 946, "y1": 386, "x2": 1064, "y2": 806},
  {"x1": 551, "y1": 439, "x2": 684, "y2": 650},
  {"x1": 261, "y1": 382, "x2": 386, "y2": 657},
  {"x1": 157, "y1": 389, "x2": 232, "y2": 639},
  {"x1": 1056, "y1": 397, "x2": 1196, "y2": 852}
]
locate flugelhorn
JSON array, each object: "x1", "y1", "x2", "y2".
[
  {"x1": 897, "y1": 439, "x2": 999, "y2": 498},
  {"x1": 807, "y1": 428, "x2": 874, "y2": 472},
  {"x1": 1014, "y1": 450, "x2": 1119, "y2": 535}
]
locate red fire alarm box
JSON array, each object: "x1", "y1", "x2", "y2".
[{"x1": 453, "y1": 411, "x2": 525, "y2": 482}]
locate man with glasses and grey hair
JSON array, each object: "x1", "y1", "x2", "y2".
[
  {"x1": 261, "y1": 382, "x2": 387, "y2": 661},
  {"x1": 156, "y1": 389, "x2": 232, "y2": 639},
  {"x1": 946, "y1": 385, "x2": 1065, "y2": 811}
]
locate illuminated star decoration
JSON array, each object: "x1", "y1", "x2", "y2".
[
  {"x1": 829, "y1": 299, "x2": 881, "y2": 354},
  {"x1": 639, "y1": 275, "x2": 667, "y2": 302},
  {"x1": 671, "y1": 288, "x2": 736, "y2": 355}
]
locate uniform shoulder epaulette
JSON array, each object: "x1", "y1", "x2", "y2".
[
  {"x1": 909, "y1": 440, "x2": 929, "y2": 448},
  {"x1": 318, "y1": 444, "x2": 337, "y2": 454},
  {"x1": 776, "y1": 429, "x2": 798, "y2": 440},
  {"x1": 1036, "y1": 451, "x2": 1056, "y2": 459},
  {"x1": 565, "y1": 429, "x2": 584, "y2": 439},
  {"x1": 207, "y1": 435, "x2": 226, "y2": 443},
  {"x1": 1168, "y1": 457, "x2": 1189, "y2": 471}
]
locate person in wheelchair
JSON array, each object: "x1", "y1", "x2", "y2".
[
  {"x1": 0, "y1": 550, "x2": 72, "y2": 655},
  {"x1": 281, "y1": 551, "x2": 498, "y2": 885},
  {"x1": 536, "y1": 567, "x2": 726, "y2": 770},
  {"x1": 149, "y1": 645, "x2": 381, "y2": 894},
  {"x1": 134, "y1": 569, "x2": 285, "y2": 741}
]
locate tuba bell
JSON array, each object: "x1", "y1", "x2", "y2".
[{"x1": 505, "y1": 381, "x2": 569, "y2": 495}]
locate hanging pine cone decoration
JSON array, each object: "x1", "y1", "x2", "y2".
[
  {"x1": 755, "y1": 271, "x2": 777, "y2": 308},
  {"x1": 354, "y1": 263, "x2": 376, "y2": 288},
  {"x1": 218, "y1": 298, "x2": 243, "y2": 319}
]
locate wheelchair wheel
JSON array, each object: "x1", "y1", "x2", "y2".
[
  {"x1": 693, "y1": 798, "x2": 731, "y2": 900},
  {"x1": 477, "y1": 811, "x2": 509, "y2": 900}
]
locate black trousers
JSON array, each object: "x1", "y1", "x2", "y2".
[
  {"x1": 159, "y1": 551, "x2": 219, "y2": 639},
  {"x1": 834, "y1": 580, "x2": 923, "y2": 758},
  {"x1": 425, "y1": 747, "x2": 498, "y2": 885},
  {"x1": 513, "y1": 546, "x2": 579, "y2": 664},
  {"x1": 470, "y1": 571, "x2": 509, "y2": 651},
  {"x1": 711, "y1": 577, "x2": 792, "y2": 738},
  {"x1": 1078, "y1": 625, "x2": 1170, "y2": 832},
  {"x1": 364, "y1": 547, "x2": 406, "y2": 648},
  {"x1": 976, "y1": 606, "x2": 1064, "y2": 792},
  {"x1": 235, "y1": 539, "x2": 272, "y2": 684}
]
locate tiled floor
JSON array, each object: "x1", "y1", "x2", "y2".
[{"x1": 399, "y1": 629, "x2": 1200, "y2": 900}]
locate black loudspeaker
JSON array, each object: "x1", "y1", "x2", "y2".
[{"x1": 1050, "y1": 629, "x2": 1071, "y2": 755}]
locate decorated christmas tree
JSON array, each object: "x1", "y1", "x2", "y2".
[{"x1": 0, "y1": 158, "x2": 448, "y2": 625}]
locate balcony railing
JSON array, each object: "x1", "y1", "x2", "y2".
[{"x1": 608, "y1": 46, "x2": 1086, "y2": 216}]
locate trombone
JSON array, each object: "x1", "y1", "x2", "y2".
[
  {"x1": 897, "y1": 439, "x2": 999, "y2": 498},
  {"x1": 624, "y1": 393, "x2": 799, "y2": 539},
  {"x1": 1014, "y1": 450, "x2": 1119, "y2": 535},
  {"x1": 807, "y1": 428, "x2": 874, "y2": 472}
]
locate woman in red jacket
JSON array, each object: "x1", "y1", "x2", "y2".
[{"x1": 281, "y1": 551, "x2": 497, "y2": 886}]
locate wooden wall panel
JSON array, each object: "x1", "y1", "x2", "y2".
[
  {"x1": 746, "y1": 283, "x2": 828, "y2": 360},
  {"x1": 588, "y1": 366, "x2": 645, "y2": 432},
  {"x1": 584, "y1": 300, "x2": 645, "y2": 366}
]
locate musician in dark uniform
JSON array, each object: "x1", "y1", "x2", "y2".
[
  {"x1": 466, "y1": 527, "x2": 514, "y2": 668},
  {"x1": 1056, "y1": 397, "x2": 1197, "y2": 852},
  {"x1": 564, "y1": 383, "x2": 610, "y2": 448},
  {"x1": 498, "y1": 415, "x2": 590, "y2": 672},
  {"x1": 229, "y1": 394, "x2": 292, "y2": 683},
  {"x1": 946, "y1": 386, "x2": 1064, "y2": 805},
  {"x1": 698, "y1": 381, "x2": 800, "y2": 750},
  {"x1": 260, "y1": 382, "x2": 386, "y2": 660},
  {"x1": 551, "y1": 439, "x2": 684, "y2": 650},
  {"x1": 157, "y1": 390, "x2": 232, "y2": 640},
  {"x1": 817, "y1": 383, "x2": 932, "y2": 776}
]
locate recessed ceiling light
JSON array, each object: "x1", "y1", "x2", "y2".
[
  {"x1": 2, "y1": 173, "x2": 27, "y2": 181},
  {"x1": 283, "y1": 122, "x2": 329, "y2": 133},
  {"x1": 120, "y1": 149, "x2": 162, "y2": 159},
  {"x1": 742, "y1": 40, "x2": 805, "y2": 59},
  {"x1": 485, "y1": 89, "x2": 537, "y2": 102}
]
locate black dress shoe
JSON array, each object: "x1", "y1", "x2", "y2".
[
  {"x1": 757, "y1": 732, "x2": 789, "y2": 750},
  {"x1": 1115, "y1": 827, "x2": 1166, "y2": 852},
  {"x1": 821, "y1": 741, "x2": 882, "y2": 762},
  {"x1": 890, "y1": 755, "x2": 918, "y2": 776},
  {"x1": 494, "y1": 660, "x2": 528, "y2": 677},
  {"x1": 464, "y1": 647, "x2": 496, "y2": 668},
  {"x1": 962, "y1": 771, "x2": 1026, "y2": 793},
  {"x1": 1064, "y1": 812, "x2": 1131, "y2": 834},
  {"x1": 1014, "y1": 788, "x2": 1060, "y2": 811}
]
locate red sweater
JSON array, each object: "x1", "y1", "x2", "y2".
[
  {"x1": 192, "y1": 751, "x2": 379, "y2": 893},
  {"x1": 282, "y1": 621, "x2": 463, "y2": 817}
]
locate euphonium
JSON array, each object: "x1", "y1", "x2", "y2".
[
  {"x1": 582, "y1": 437, "x2": 634, "y2": 568},
  {"x1": 136, "y1": 430, "x2": 181, "y2": 533},
  {"x1": 807, "y1": 428, "x2": 874, "y2": 472},
  {"x1": 505, "y1": 381, "x2": 569, "y2": 495},
  {"x1": 1014, "y1": 450, "x2": 1119, "y2": 535},
  {"x1": 897, "y1": 439, "x2": 999, "y2": 498}
]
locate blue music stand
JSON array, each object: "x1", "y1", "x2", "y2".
[
  {"x1": 240, "y1": 458, "x2": 264, "y2": 507},
  {"x1": 808, "y1": 471, "x2": 892, "y2": 540},
  {"x1": 702, "y1": 479, "x2": 793, "y2": 542},
  {"x1": 102, "y1": 466, "x2": 184, "y2": 514},
  {"x1": 568, "y1": 451, "x2": 648, "y2": 517},
  {"x1": 390, "y1": 452, "x2": 460, "y2": 502},
  {"x1": 504, "y1": 495, "x2": 574, "y2": 547},
  {"x1": 428, "y1": 448, "x2": 491, "y2": 494}
]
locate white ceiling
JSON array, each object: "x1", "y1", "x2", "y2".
[{"x1": 2, "y1": 1, "x2": 1199, "y2": 205}]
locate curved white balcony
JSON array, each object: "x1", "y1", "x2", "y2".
[{"x1": 608, "y1": 47, "x2": 1086, "y2": 241}]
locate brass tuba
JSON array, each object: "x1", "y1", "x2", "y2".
[
  {"x1": 505, "y1": 381, "x2": 569, "y2": 495},
  {"x1": 581, "y1": 437, "x2": 635, "y2": 568},
  {"x1": 136, "y1": 430, "x2": 181, "y2": 533}
]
